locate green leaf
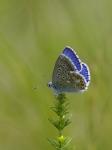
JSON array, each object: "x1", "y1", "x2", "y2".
[
  {"x1": 62, "y1": 137, "x2": 72, "y2": 148},
  {"x1": 47, "y1": 138, "x2": 60, "y2": 148}
]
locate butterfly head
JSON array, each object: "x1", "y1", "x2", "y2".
[{"x1": 47, "y1": 81, "x2": 53, "y2": 88}]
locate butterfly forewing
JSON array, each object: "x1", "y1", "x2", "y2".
[{"x1": 52, "y1": 54, "x2": 74, "y2": 84}]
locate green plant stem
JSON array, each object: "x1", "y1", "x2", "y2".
[
  {"x1": 57, "y1": 94, "x2": 66, "y2": 150},
  {"x1": 48, "y1": 93, "x2": 71, "y2": 150}
]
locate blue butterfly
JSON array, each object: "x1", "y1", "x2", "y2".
[{"x1": 48, "y1": 46, "x2": 90, "y2": 94}]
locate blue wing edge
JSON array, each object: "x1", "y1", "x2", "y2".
[
  {"x1": 79, "y1": 62, "x2": 90, "y2": 88},
  {"x1": 61, "y1": 46, "x2": 82, "y2": 71}
]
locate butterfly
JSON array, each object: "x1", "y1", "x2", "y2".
[{"x1": 48, "y1": 46, "x2": 90, "y2": 94}]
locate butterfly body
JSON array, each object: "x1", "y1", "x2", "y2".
[{"x1": 48, "y1": 46, "x2": 90, "y2": 94}]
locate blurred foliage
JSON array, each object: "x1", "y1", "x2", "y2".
[{"x1": 0, "y1": 0, "x2": 112, "y2": 150}]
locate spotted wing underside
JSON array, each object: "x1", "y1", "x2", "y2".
[{"x1": 52, "y1": 54, "x2": 86, "y2": 93}]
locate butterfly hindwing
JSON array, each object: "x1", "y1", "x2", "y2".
[{"x1": 79, "y1": 63, "x2": 90, "y2": 86}]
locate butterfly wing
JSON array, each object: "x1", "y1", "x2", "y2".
[
  {"x1": 52, "y1": 54, "x2": 86, "y2": 93},
  {"x1": 52, "y1": 54, "x2": 74, "y2": 85},
  {"x1": 79, "y1": 63, "x2": 90, "y2": 87},
  {"x1": 63, "y1": 46, "x2": 81, "y2": 71}
]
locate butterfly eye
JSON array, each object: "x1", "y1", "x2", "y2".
[{"x1": 48, "y1": 82, "x2": 52, "y2": 88}]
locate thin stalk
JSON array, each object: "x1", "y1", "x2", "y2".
[{"x1": 48, "y1": 94, "x2": 72, "y2": 150}]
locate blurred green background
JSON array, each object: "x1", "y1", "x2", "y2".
[{"x1": 0, "y1": 0, "x2": 112, "y2": 150}]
